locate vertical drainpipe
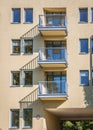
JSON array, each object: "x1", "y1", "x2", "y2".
[{"x1": 90, "y1": 36, "x2": 93, "y2": 86}]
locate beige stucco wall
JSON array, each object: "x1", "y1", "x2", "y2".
[{"x1": 0, "y1": 0, "x2": 93, "y2": 130}]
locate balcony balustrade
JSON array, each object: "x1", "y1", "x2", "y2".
[
  {"x1": 38, "y1": 81, "x2": 68, "y2": 100},
  {"x1": 38, "y1": 47, "x2": 67, "y2": 68},
  {"x1": 38, "y1": 14, "x2": 67, "y2": 36}
]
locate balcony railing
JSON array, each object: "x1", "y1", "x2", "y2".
[
  {"x1": 39, "y1": 14, "x2": 66, "y2": 28},
  {"x1": 38, "y1": 81, "x2": 68, "y2": 97},
  {"x1": 38, "y1": 47, "x2": 67, "y2": 62}
]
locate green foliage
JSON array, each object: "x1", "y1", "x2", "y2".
[{"x1": 62, "y1": 121, "x2": 93, "y2": 130}]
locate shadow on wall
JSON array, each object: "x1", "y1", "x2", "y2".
[{"x1": 83, "y1": 80, "x2": 93, "y2": 108}]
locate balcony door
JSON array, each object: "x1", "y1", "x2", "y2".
[
  {"x1": 46, "y1": 72, "x2": 66, "y2": 94},
  {"x1": 45, "y1": 41, "x2": 66, "y2": 60},
  {"x1": 46, "y1": 12, "x2": 65, "y2": 26}
]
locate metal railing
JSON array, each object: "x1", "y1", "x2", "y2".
[
  {"x1": 20, "y1": 24, "x2": 39, "y2": 39},
  {"x1": 38, "y1": 81, "x2": 67, "y2": 96},
  {"x1": 39, "y1": 14, "x2": 67, "y2": 28},
  {"x1": 38, "y1": 47, "x2": 67, "y2": 62}
]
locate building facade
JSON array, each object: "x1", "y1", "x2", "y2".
[{"x1": 0, "y1": 0, "x2": 93, "y2": 130}]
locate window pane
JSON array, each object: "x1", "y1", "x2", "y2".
[
  {"x1": 11, "y1": 109, "x2": 19, "y2": 128},
  {"x1": 12, "y1": 9, "x2": 20, "y2": 23},
  {"x1": 91, "y1": 8, "x2": 93, "y2": 22},
  {"x1": 24, "y1": 109, "x2": 32, "y2": 127},
  {"x1": 92, "y1": 70, "x2": 93, "y2": 85},
  {"x1": 91, "y1": 39, "x2": 93, "y2": 53},
  {"x1": 80, "y1": 70, "x2": 89, "y2": 86},
  {"x1": 24, "y1": 71, "x2": 32, "y2": 85},
  {"x1": 25, "y1": 9, "x2": 33, "y2": 23},
  {"x1": 24, "y1": 40, "x2": 33, "y2": 54},
  {"x1": 12, "y1": 72, "x2": 20, "y2": 85},
  {"x1": 79, "y1": 8, "x2": 88, "y2": 22},
  {"x1": 12, "y1": 40, "x2": 20, "y2": 54},
  {"x1": 80, "y1": 39, "x2": 88, "y2": 53}
]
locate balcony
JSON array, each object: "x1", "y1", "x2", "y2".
[
  {"x1": 38, "y1": 14, "x2": 67, "y2": 36},
  {"x1": 38, "y1": 47, "x2": 67, "y2": 68},
  {"x1": 38, "y1": 81, "x2": 68, "y2": 100}
]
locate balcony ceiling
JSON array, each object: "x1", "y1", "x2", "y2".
[
  {"x1": 46, "y1": 108, "x2": 93, "y2": 120},
  {"x1": 44, "y1": 8, "x2": 66, "y2": 13},
  {"x1": 39, "y1": 29, "x2": 67, "y2": 36}
]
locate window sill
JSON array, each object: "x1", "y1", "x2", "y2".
[
  {"x1": 11, "y1": 22, "x2": 21, "y2": 24},
  {"x1": 78, "y1": 21, "x2": 88, "y2": 24},
  {"x1": 23, "y1": 85, "x2": 33, "y2": 87},
  {"x1": 10, "y1": 85, "x2": 20, "y2": 87},
  {"x1": 9, "y1": 127, "x2": 19, "y2": 129},
  {"x1": 79, "y1": 52, "x2": 88, "y2": 55},
  {"x1": 80, "y1": 84, "x2": 89, "y2": 86},
  {"x1": 10, "y1": 53, "x2": 21, "y2": 56},
  {"x1": 22, "y1": 126, "x2": 32, "y2": 129},
  {"x1": 23, "y1": 22, "x2": 33, "y2": 24},
  {"x1": 23, "y1": 53, "x2": 33, "y2": 55}
]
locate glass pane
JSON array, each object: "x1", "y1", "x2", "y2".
[
  {"x1": 46, "y1": 49, "x2": 53, "y2": 60},
  {"x1": 25, "y1": 71, "x2": 32, "y2": 85},
  {"x1": 79, "y1": 9, "x2": 88, "y2": 22},
  {"x1": 53, "y1": 77, "x2": 60, "y2": 93},
  {"x1": 24, "y1": 109, "x2": 32, "y2": 127},
  {"x1": 24, "y1": 40, "x2": 33, "y2": 54},
  {"x1": 80, "y1": 71, "x2": 89, "y2": 86},
  {"x1": 13, "y1": 46, "x2": 20, "y2": 53},
  {"x1": 13, "y1": 9, "x2": 20, "y2": 23},
  {"x1": 80, "y1": 39, "x2": 88, "y2": 53},
  {"x1": 25, "y1": 9, "x2": 33, "y2": 23},
  {"x1": 11, "y1": 110, "x2": 19, "y2": 128},
  {"x1": 91, "y1": 8, "x2": 93, "y2": 22},
  {"x1": 13, "y1": 72, "x2": 20, "y2": 85},
  {"x1": 91, "y1": 39, "x2": 93, "y2": 53}
]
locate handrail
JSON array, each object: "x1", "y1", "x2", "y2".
[
  {"x1": 39, "y1": 14, "x2": 66, "y2": 17},
  {"x1": 38, "y1": 80, "x2": 68, "y2": 95},
  {"x1": 20, "y1": 56, "x2": 39, "y2": 70},
  {"x1": 19, "y1": 88, "x2": 38, "y2": 103},
  {"x1": 20, "y1": 24, "x2": 39, "y2": 39}
]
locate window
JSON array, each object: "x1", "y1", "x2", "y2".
[
  {"x1": 92, "y1": 70, "x2": 93, "y2": 85},
  {"x1": 23, "y1": 109, "x2": 32, "y2": 128},
  {"x1": 91, "y1": 39, "x2": 93, "y2": 54},
  {"x1": 11, "y1": 71, "x2": 20, "y2": 86},
  {"x1": 10, "y1": 109, "x2": 19, "y2": 128},
  {"x1": 80, "y1": 39, "x2": 88, "y2": 53},
  {"x1": 12, "y1": 40, "x2": 20, "y2": 54},
  {"x1": 80, "y1": 70, "x2": 89, "y2": 86},
  {"x1": 91, "y1": 8, "x2": 93, "y2": 22},
  {"x1": 24, "y1": 71, "x2": 33, "y2": 86},
  {"x1": 24, "y1": 40, "x2": 33, "y2": 54},
  {"x1": 12, "y1": 8, "x2": 21, "y2": 23},
  {"x1": 24, "y1": 9, "x2": 33, "y2": 23},
  {"x1": 79, "y1": 8, "x2": 88, "y2": 22}
]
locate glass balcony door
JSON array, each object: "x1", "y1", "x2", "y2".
[
  {"x1": 46, "y1": 72, "x2": 66, "y2": 94},
  {"x1": 46, "y1": 41, "x2": 66, "y2": 60}
]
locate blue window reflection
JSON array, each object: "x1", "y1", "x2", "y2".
[
  {"x1": 80, "y1": 39, "x2": 88, "y2": 53},
  {"x1": 80, "y1": 70, "x2": 89, "y2": 86},
  {"x1": 79, "y1": 8, "x2": 88, "y2": 22},
  {"x1": 12, "y1": 9, "x2": 20, "y2": 23},
  {"x1": 25, "y1": 9, "x2": 33, "y2": 23}
]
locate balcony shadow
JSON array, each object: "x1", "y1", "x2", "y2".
[{"x1": 83, "y1": 80, "x2": 93, "y2": 108}]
